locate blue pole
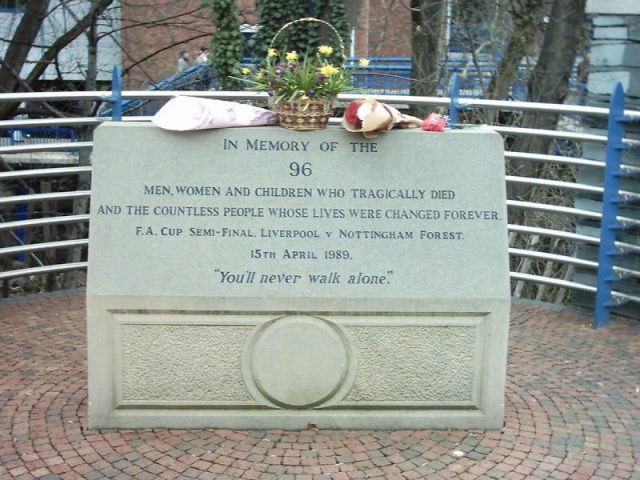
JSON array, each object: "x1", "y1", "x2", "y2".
[
  {"x1": 594, "y1": 82, "x2": 625, "y2": 328},
  {"x1": 111, "y1": 66, "x2": 123, "y2": 121},
  {"x1": 449, "y1": 72, "x2": 460, "y2": 125}
]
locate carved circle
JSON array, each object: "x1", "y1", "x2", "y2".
[{"x1": 242, "y1": 315, "x2": 355, "y2": 409}]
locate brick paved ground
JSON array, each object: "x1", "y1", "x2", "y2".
[{"x1": 0, "y1": 291, "x2": 638, "y2": 480}]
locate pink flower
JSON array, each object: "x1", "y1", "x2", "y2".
[{"x1": 421, "y1": 113, "x2": 446, "y2": 132}]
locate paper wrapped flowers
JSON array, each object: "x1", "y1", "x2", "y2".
[{"x1": 342, "y1": 99, "x2": 447, "y2": 138}]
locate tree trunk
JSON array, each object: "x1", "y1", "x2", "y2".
[
  {"x1": 66, "y1": 2, "x2": 100, "y2": 289},
  {"x1": 486, "y1": 0, "x2": 549, "y2": 102},
  {"x1": 410, "y1": 0, "x2": 446, "y2": 117},
  {"x1": 508, "y1": 0, "x2": 586, "y2": 224},
  {"x1": 0, "y1": 0, "x2": 114, "y2": 119},
  {"x1": 514, "y1": 0, "x2": 586, "y2": 153},
  {"x1": 0, "y1": 1, "x2": 49, "y2": 96}
]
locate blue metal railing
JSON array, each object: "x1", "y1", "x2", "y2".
[{"x1": 594, "y1": 82, "x2": 638, "y2": 327}]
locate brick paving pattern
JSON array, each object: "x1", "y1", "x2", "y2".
[{"x1": 1, "y1": 291, "x2": 639, "y2": 480}]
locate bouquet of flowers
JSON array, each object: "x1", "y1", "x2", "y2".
[
  {"x1": 241, "y1": 46, "x2": 366, "y2": 105},
  {"x1": 238, "y1": 17, "x2": 368, "y2": 130},
  {"x1": 342, "y1": 99, "x2": 447, "y2": 138}
]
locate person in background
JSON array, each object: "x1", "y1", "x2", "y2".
[
  {"x1": 195, "y1": 47, "x2": 210, "y2": 64},
  {"x1": 176, "y1": 50, "x2": 190, "y2": 73}
]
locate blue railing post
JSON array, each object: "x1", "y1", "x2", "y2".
[
  {"x1": 449, "y1": 72, "x2": 460, "y2": 125},
  {"x1": 594, "y1": 82, "x2": 625, "y2": 328},
  {"x1": 111, "y1": 66, "x2": 123, "y2": 121}
]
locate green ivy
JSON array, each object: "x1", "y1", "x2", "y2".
[
  {"x1": 208, "y1": 0, "x2": 243, "y2": 90},
  {"x1": 254, "y1": 0, "x2": 349, "y2": 60}
]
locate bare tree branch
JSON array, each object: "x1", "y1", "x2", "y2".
[
  {"x1": 0, "y1": 1, "x2": 49, "y2": 96},
  {"x1": 24, "y1": 0, "x2": 115, "y2": 87}
]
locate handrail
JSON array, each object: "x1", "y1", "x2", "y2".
[
  {"x1": 0, "y1": 262, "x2": 88, "y2": 281},
  {"x1": 507, "y1": 200, "x2": 640, "y2": 227},
  {"x1": 0, "y1": 117, "x2": 103, "y2": 128},
  {"x1": 509, "y1": 272, "x2": 597, "y2": 293},
  {"x1": 0, "y1": 239, "x2": 89, "y2": 257},
  {"x1": 504, "y1": 151, "x2": 606, "y2": 169},
  {"x1": 0, "y1": 141, "x2": 93, "y2": 154},
  {"x1": 0, "y1": 190, "x2": 91, "y2": 206},
  {"x1": 0, "y1": 166, "x2": 92, "y2": 180},
  {"x1": 0, "y1": 214, "x2": 91, "y2": 232}
]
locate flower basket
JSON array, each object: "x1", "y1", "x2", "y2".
[
  {"x1": 273, "y1": 97, "x2": 334, "y2": 131},
  {"x1": 268, "y1": 17, "x2": 346, "y2": 131},
  {"x1": 238, "y1": 16, "x2": 356, "y2": 131}
]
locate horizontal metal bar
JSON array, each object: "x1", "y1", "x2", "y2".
[
  {"x1": 121, "y1": 116, "x2": 154, "y2": 122},
  {"x1": 119, "y1": 90, "x2": 270, "y2": 102},
  {"x1": 0, "y1": 239, "x2": 88, "y2": 257},
  {"x1": 505, "y1": 175, "x2": 603, "y2": 195},
  {"x1": 455, "y1": 97, "x2": 613, "y2": 117},
  {"x1": 0, "y1": 141, "x2": 93, "y2": 154},
  {"x1": 0, "y1": 166, "x2": 92, "y2": 180},
  {"x1": 507, "y1": 224, "x2": 640, "y2": 254},
  {"x1": 0, "y1": 262, "x2": 87, "y2": 281},
  {"x1": 507, "y1": 175, "x2": 639, "y2": 201},
  {"x1": 0, "y1": 214, "x2": 90, "y2": 231},
  {"x1": 507, "y1": 224, "x2": 599, "y2": 245},
  {"x1": 620, "y1": 165, "x2": 640, "y2": 177},
  {"x1": 113, "y1": 90, "x2": 453, "y2": 108},
  {"x1": 509, "y1": 247, "x2": 597, "y2": 269},
  {"x1": 340, "y1": 93, "x2": 450, "y2": 107},
  {"x1": 612, "y1": 291, "x2": 640, "y2": 305},
  {"x1": 490, "y1": 125, "x2": 610, "y2": 144},
  {"x1": 0, "y1": 117, "x2": 103, "y2": 129},
  {"x1": 510, "y1": 272, "x2": 597, "y2": 293},
  {"x1": 507, "y1": 200, "x2": 640, "y2": 227},
  {"x1": 504, "y1": 151, "x2": 605, "y2": 169},
  {"x1": 0, "y1": 91, "x2": 110, "y2": 103},
  {"x1": 606, "y1": 265, "x2": 640, "y2": 280},
  {"x1": 507, "y1": 200, "x2": 602, "y2": 219},
  {"x1": 0, "y1": 190, "x2": 91, "y2": 206}
]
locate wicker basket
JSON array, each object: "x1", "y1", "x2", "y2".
[
  {"x1": 269, "y1": 17, "x2": 345, "y2": 131},
  {"x1": 273, "y1": 98, "x2": 333, "y2": 131}
]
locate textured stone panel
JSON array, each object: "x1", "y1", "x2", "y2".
[
  {"x1": 120, "y1": 324, "x2": 254, "y2": 402},
  {"x1": 345, "y1": 325, "x2": 476, "y2": 403}
]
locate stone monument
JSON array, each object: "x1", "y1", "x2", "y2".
[{"x1": 87, "y1": 123, "x2": 510, "y2": 429}]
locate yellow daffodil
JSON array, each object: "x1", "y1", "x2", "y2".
[
  {"x1": 358, "y1": 58, "x2": 370, "y2": 67},
  {"x1": 256, "y1": 72, "x2": 263, "y2": 80},
  {"x1": 318, "y1": 45, "x2": 333, "y2": 55},
  {"x1": 319, "y1": 64, "x2": 340, "y2": 76},
  {"x1": 267, "y1": 48, "x2": 277, "y2": 58},
  {"x1": 241, "y1": 67, "x2": 251, "y2": 75},
  {"x1": 285, "y1": 51, "x2": 298, "y2": 62}
]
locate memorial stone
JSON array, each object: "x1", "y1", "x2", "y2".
[{"x1": 87, "y1": 123, "x2": 510, "y2": 429}]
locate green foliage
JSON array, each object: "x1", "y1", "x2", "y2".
[
  {"x1": 255, "y1": 0, "x2": 313, "y2": 57},
  {"x1": 318, "y1": 0, "x2": 350, "y2": 56},
  {"x1": 209, "y1": 0, "x2": 243, "y2": 90},
  {"x1": 254, "y1": 0, "x2": 350, "y2": 59}
]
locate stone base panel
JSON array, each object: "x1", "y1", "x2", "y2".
[{"x1": 88, "y1": 298, "x2": 507, "y2": 430}]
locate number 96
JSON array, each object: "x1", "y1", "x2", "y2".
[{"x1": 289, "y1": 162, "x2": 312, "y2": 177}]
